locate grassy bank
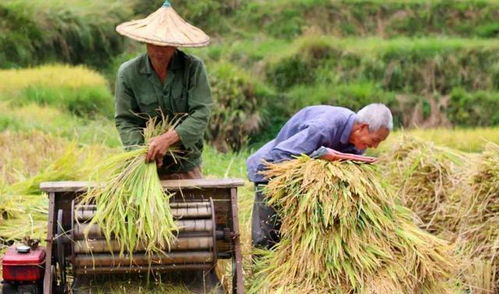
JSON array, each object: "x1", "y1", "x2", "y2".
[
  {"x1": 168, "y1": 0, "x2": 499, "y2": 39},
  {"x1": 4, "y1": 0, "x2": 496, "y2": 150},
  {"x1": 0, "y1": 0, "x2": 132, "y2": 69},
  {"x1": 192, "y1": 37, "x2": 499, "y2": 144}
]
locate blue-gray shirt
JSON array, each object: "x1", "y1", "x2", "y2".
[{"x1": 247, "y1": 105, "x2": 363, "y2": 183}]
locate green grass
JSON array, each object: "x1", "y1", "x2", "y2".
[
  {"x1": 194, "y1": 36, "x2": 499, "y2": 135},
  {"x1": 378, "y1": 127, "x2": 499, "y2": 154},
  {"x1": 230, "y1": 0, "x2": 499, "y2": 39},
  {"x1": 4, "y1": 0, "x2": 498, "y2": 69},
  {"x1": 0, "y1": 0, "x2": 133, "y2": 69},
  {"x1": 202, "y1": 145, "x2": 250, "y2": 178},
  {"x1": 0, "y1": 65, "x2": 120, "y2": 146},
  {"x1": 207, "y1": 61, "x2": 276, "y2": 152},
  {"x1": 0, "y1": 65, "x2": 114, "y2": 118},
  {"x1": 266, "y1": 36, "x2": 499, "y2": 92},
  {"x1": 153, "y1": 0, "x2": 499, "y2": 42},
  {"x1": 0, "y1": 103, "x2": 120, "y2": 147}
]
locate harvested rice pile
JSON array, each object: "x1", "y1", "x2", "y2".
[
  {"x1": 382, "y1": 136, "x2": 498, "y2": 293},
  {"x1": 382, "y1": 136, "x2": 467, "y2": 235},
  {"x1": 79, "y1": 117, "x2": 179, "y2": 257},
  {"x1": 249, "y1": 156, "x2": 459, "y2": 294},
  {"x1": 459, "y1": 143, "x2": 498, "y2": 293},
  {"x1": 461, "y1": 143, "x2": 498, "y2": 260}
]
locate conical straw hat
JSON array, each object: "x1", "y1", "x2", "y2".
[{"x1": 116, "y1": 1, "x2": 210, "y2": 47}]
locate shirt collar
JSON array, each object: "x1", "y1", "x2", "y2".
[
  {"x1": 139, "y1": 50, "x2": 184, "y2": 75},
  {"x1": 340, "y1": 113, "x2": 357, "y2": 144}
]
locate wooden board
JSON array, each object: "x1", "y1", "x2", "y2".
[{"x1": 40, "y1": 179, "x2": 245, "y2": 193}]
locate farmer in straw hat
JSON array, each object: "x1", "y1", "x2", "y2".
[
  {"x1": 247, "y1": 104, "x2": 393, "y2": 250},
  {"x1": 103, "y1": 1, "x2": 220, "y2": 293},
  {"x1": 114, "y1": 0, "x2": 211, "y2": 181}
]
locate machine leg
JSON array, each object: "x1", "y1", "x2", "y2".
[
  {"x1": 230, "y1": 188, "x2": 244, "y2": 294},
  {"x1": 44, "y1": 192, "x2": 55, "y2": 294}
]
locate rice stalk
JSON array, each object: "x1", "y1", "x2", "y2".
[
  {"x1": 0, "y1": 194, "x2": 48, "y2": 243},
  {"x1": 462, "y1": 258, "x2": 496, "y2": 294},
  {"x1": 249, "y1": 156, "x2": 459, "y2": 294},
  {"x1": 461, "y1": 142, "x2": 499, "y2": 260},
  {"x1": 379, "y1": 137, "x2": 498, "y2": 293},
  {"x1": 381, "y1": 135, "x2": 468, "y2": 235},
  {"x1": 458, "y1": 143, "x2": 498, "y2": 293},
  {"x1": 0, "y1": 131, "x2": 68, "y2": 184},
  {"x1": 8, "y1": 143, "x2": 81, "y2": 195},
  {"x1": 4, "y1": 141, "x2": 113, "y2": 195},
  {"x1": 78, "y1": 116, "x2": 181, "y2": 258}
]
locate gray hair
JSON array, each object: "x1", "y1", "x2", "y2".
[{"x1": 356, "y1": 103, "x2": 393, "y2": 132}]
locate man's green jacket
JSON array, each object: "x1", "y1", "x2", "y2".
[{"x1": 114, "y1": 50, "x2": 212, "y2": 174}]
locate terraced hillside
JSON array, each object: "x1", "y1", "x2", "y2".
[
  {"x1": 185, "y1": 0, "x2": 499, "y2": 147},
  {"x1": 2, "y1": 0, "x2": 498, "y2": 148}
]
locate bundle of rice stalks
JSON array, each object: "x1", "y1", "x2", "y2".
[
  {"x1": 458, "y1": 143, "x2": 498, "y2": 293},
  {"x1": 0, "y1": 131, "x2": 68, "y2": 185},
  {"x1": 0, "y1": 194, "x2": 48, "y2": 242},
  {"x1": 78, "y1": 116, "x2": 180, "y2": 257},
  {"x1": 463, "y1": 259, "x2": 496, "y2": 294},
  {"x1": 381, "y1": 135, "x2": 467, "y2": 235},
  {"x1": 461, "y1": 142, "x2": 499, "y2": 260},
  {"x1": 249, "y1": 156, "x2": 459, "y2": 294},
  {"x1": 7, "y1": 143, "x2": 82, "y2": 195},
  {"x1": 3, "y1": 138, "x2": 115, "y2": 196}
]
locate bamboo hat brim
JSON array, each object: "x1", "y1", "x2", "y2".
[{"x1": 116, "y1": 1, "x2": 210, "y2": 47}]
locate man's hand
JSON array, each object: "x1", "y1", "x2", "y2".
[
  {"x1": 312, "y1": 147, "x2": 377, "y2": 163},
  {"x1": 145, "y1": 130, "x2": 180, "y2": 167},
  {"x1": 320, "y1": 149, "x2": 377, "y2": 163}
]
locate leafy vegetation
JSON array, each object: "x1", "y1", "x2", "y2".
[
  {"x1": 0, "y1": 0, "x2": 132, "y2": 69},
  {"x1": 146, "y1": 0, "x2": 499, "y2": 40},
  {"x1": 207, "y1": 62, "x2": 274, "y2": 152}
]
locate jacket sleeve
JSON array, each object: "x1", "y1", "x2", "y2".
[
  {"x1": 114, "y1": 67, "x2": 144, "y2": 149},
  {"x1": 269, "y1": 125, "x2": 326, "y2": 162},
  {"x1": 174, "y1": 60, "x2": 213, "y2": 150}
]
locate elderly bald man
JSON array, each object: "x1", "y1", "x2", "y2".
[{"x1": 247, "y1": 103, "x2": 393, "y2": 249}]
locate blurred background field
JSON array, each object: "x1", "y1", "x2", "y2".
[{"x1": 0, "y1": 0, "x2": 498, "y2": 293}]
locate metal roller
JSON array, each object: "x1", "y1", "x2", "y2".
[
  {"x1": 74, "y1": 251, "x2": 213, "y2": 267},
  {"x1": 171, "y1": 206, "x2": 212, "y2": 219},
  {"x1": 73, "y1": 219, "x2": 213, "y2": 240},
  {"x1": 75, "y1": 204, "x2": 212, "y2": 221},
  {"x1": 77, "y1": 202, "x2": 210, "y2": 210},
  {"x1": 71, "y1": 199, "x2": 219, "y2": 276},
  {"x1": 73, "y1": 264, "x2": 211, "y2": 275},
  {"x1": 74, "y1": 236, "x2": 214, "y2": 253},
  {"x1": 170, "y1": 202, "x2": 211, "y2": 208}
]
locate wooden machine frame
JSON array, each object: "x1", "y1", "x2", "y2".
[{"x1": 40, "y1": 178, "x2": 245, "y2": 294}]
